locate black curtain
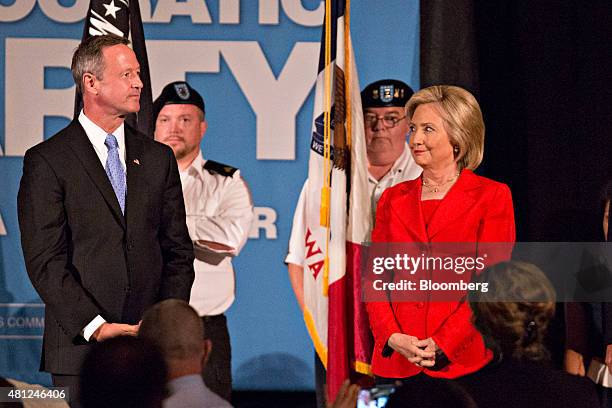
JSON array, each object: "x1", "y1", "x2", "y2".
[{"x1": 421, "y1": 0, "x2": 612, "y2": 242}]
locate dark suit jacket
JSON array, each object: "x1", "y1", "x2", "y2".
[
  {"x1": 17, "y1": 119, "x2": 195, "y2": 374},
  {"x1": 366, "y1": 169, "x2": 515, "y2": 379}
]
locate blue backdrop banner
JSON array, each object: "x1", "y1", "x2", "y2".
[{"x1": 0, "y1": 0, "x2": 418, "y2": 390}]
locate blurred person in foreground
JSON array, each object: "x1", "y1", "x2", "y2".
[
  {"x1": 140, "y1": 299, "x2": 231, "y2": 408},
  {"x1": 365, "y1": 85, "x2": 516, "y2": 381},
  {"x1": 80, "y1": 336, "x2": 167, "y2": 408},
  {"x1": 458, "y1": 261, "x2": 599, "y2": 408},
  {"x1": 565, "y1": 180, "x2": 612, "y2": 407},
  {"x1": 386, "y1": 377, "x2": 477, "y2": 408}
]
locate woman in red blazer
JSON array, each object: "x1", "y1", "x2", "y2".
[{"x1": 366, "y1": 85, "x2": 516, "y2": 380}]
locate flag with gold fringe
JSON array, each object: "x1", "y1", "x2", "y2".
[{"x1": 301, "y1": 0, "x2": 372, "y2": 401}]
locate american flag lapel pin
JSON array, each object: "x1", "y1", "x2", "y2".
[{"x1": 133, "y1": 159, "x2": 140, "y2": 165}]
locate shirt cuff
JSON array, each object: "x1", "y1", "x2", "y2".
[
  {"x1": 285, "y1": 254, "x2": 304, "y2": 266},
  {"x1": 82, "y1": 315, "x2": 106, "y2": 341}
]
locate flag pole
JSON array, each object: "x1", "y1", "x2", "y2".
[{"x1": 321, "y1": 0, "x2": 333, "y2": 297}]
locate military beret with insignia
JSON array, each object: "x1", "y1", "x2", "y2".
[
  {"x1": 204, "y1": 160, "x2": 238, "y2": 177},
  {"x1": 361, "y1": 79, "x2": 414, "y2": 108},
  {"x1": 153, "y1": 81, "x2": 205, "y2": 121}
]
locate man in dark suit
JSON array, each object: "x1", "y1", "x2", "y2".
[{"x1": 17, "y1": 34, "x2": 194, "y2": 406}]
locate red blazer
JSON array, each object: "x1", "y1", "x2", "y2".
[{"x1": 366, "y1": 169, "x2": 515, "y2": 379}]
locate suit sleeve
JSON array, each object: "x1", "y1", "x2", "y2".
[
  {"x1": 365, "y1": 190, "x2": 402, "y2": 351},
  {"x1": 18, "y1": 149, "x2": 102, "y2": 340},
  {"x1": 432, "y1": 183, "x2": 516, "y2": 361},
  {"x1": 157, "y1": 147, "x2": 195, "y2": 301},
  {"x1": 185, "y1": 171, "x2": 253, "y2": 255}
]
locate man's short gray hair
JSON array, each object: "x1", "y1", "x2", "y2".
[{"x1": 71, "y1": 34, "x2": 130, "y2": 95}]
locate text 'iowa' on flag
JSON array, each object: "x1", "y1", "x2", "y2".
[{"x1": 302, "y1": 0, "x2": 373, "y2": 402}]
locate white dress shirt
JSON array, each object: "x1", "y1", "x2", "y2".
[
  {"x1": 79, "y1": 110, "x2": 126, "y2": 171},
  {"x1": 181, "y1": 152, "x2": 253, "y2": 316}
]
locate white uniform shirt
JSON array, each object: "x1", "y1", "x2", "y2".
[
  {"x1": 285, "y1": 143, "x2": 421, "y2": 265},
  {"x1": 181, "y1": 152, "x2": 253, "y2": 316},
  {"x1": 368, "y1": 143, "x2": 421, "y2": 207}
]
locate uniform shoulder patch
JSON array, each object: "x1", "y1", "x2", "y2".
[{"x1": 203, "y1": 160, "x2": 238, "y2": 177}]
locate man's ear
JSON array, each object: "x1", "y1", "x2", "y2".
[
  {"x1": 200, "y1": 120, "x2": 208, "y2": 141},
  {"x1": 82, "y1": 73, "x2": 98, "y2": 96},
  {"x1": 201, "y1": 339, "x2": 212, "y2": 368}
]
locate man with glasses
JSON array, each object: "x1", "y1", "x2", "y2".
[
  {"x1": 361, "y1": 79, "x2": 422, "y2": 211},
  {"x1": 285, "y1": 79, "x2": 421, "y2": 407},
  {"x1": 153, "y1": 81, "x2": 253, "y2": 403}
]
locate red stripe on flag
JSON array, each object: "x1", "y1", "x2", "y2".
[
  {"x1": 327, "y1": 242, "x2": 374, "y2": 401},
  {"x1": 327, "y1": 270, "x2": 349, "y2": 401}
]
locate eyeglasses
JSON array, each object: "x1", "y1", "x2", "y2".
[{"x1": 364, "y1": 114, "x2": 407, "y2": 129}]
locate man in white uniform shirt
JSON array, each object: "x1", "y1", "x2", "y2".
[
  {"x1": 285, "y1": 79, "x2": 421, "y2": 407},
  {"x1": 154, "y1": 81, "x2": 253, "y2": 402}
]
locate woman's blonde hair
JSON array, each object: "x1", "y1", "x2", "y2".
[{"x1": 406, "y1": 85, "x2": 484, "y2": 170}]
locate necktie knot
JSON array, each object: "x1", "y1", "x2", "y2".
[{"x1": 105, "y1": 134, "x2": 119, "y2": 150}]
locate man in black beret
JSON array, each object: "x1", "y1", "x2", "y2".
[
  {"x1": 153, "y1": 81, "x2": 253, "y2": 403},
  {"x1": 360, "y1": 79, "x2": 421, "y2": 200},
  {"x1": 286, "y1": 79, "x2": 421, "y2": 407}
]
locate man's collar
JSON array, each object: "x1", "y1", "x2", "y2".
[
  {"x1": 368, "y1": 142, "x2": 410, "y2": 182},
  {"x1": 390, "y1": 142, "x2": 411, "y2": 174},
  {"x1": 78, "y1": 110, "x2": 125, "y2": 140},
  {"x1": 167, "y1": 374, "x2": 204, "y2": 393},
  {"x1": 182, "y1": 150, "x2": 206, "y2": 179}
]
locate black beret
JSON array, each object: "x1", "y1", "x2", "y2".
[
  {"x1": 153, "y1": 81, "x2": 205, "y2": 121},
  {"x1": 361, "y1": 79, "x2": 414, "y2": 108}
]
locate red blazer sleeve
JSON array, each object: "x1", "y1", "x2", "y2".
[
  {"x1": 476, "y1": 183, "x2": 516, "y2": 260},
  {"x1": 365, "y1": 190, "x2": 402, "y2": 349},
  {"x1": 433, "y1": 182, "x2": 515, "y2": 361}
]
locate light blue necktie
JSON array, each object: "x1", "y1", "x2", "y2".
[{"x1": 104, "y1": 134, "x2": 126, "y2": 214}]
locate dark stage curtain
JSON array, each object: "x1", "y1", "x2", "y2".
[{"x1": 420, "y1": 0, "x2": 612, "y2": 242}]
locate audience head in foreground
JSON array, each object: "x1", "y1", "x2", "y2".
[
  {"x1": 140, "y1": 299, "x2": 211, "y2": 378},
  {"x1": 140, "y1": 299, "x2": 231, "y2": 407},
  {"x1": 469, "y1": 261, "x2": 556, "y2": 361},
  {"x1": 80, "y1": 336, "x2": 167, "y2": 408}
]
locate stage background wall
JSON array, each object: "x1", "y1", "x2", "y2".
[{"x1": 0, "y1": 0, "x2": 419, "y2": 390}]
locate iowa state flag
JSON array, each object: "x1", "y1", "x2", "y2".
[
  {"x1": 302, "y1": 0, "x2": 372, "y2": 401},
  {"x1": 74, "y1": 0, "x2": 153, "y2": 137}
]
